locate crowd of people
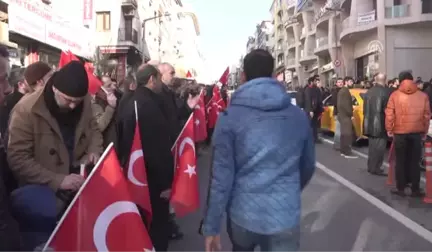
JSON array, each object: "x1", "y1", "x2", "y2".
[
  {"x1": 0, "y1": 45, "x2": 231, "y2": 251},
  {"x1": 294, "y1": 70, "x2": 431, "y2": 198}
]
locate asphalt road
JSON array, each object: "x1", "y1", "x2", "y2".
[{"x1": 168, "y1": 142, "x2": 432, "y2": 251}]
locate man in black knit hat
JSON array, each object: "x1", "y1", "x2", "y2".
[{"x1": 7, "y1": 61, "x2": 103, "y2": 250}]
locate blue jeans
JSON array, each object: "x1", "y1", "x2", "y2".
[
  {"x1": 227, "y1": 219, "x2": 300, "y2": 251},
  {"x1": 10, "y1": 185, "x2": 58, "y2": 251},
  {"x1": 334, "y1": 116, "x2": 341, "y2": 149}
]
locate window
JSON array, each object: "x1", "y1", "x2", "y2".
[{"x1": 96, "y1": 12, "x2": 110, "y2": 31}]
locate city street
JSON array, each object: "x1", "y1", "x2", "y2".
[{"x1": 169, "y1": 141, "x2": 432, "y2": 251}]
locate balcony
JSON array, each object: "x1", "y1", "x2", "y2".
[
  {"x1": 316, "y1": 37, "x2": 328, "y2": 47},
  {"x1": 286, "y1": 0, "x2": 296, "y2": 9},
  {"x1": 314, "y1": 36, "x2": 329, "y2": 56},
  {"x1": 118, "y1": 28, "x2": 138, "y2": 44},
  {"x1": 284, "y1": 16, "x2": 298, "y2": 28},
  {"x1": 299, "y1": 49, "x2": 316, "y2": 63},
  {"x1": 286, "y1": 38, "x2": 296, "y2": 50},
  {"x1": 286, "y1": 57, "x2": 296, "y2": 70},
  {"x1": 385, "y1": 4, "x2": 410, "y2": 18},
  {"x1": 340, "y1": 10, "x2": 377, "y2": 40}
]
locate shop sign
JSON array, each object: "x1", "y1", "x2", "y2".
[
  {"x1": 83, "y1": 0, "x2": 93, "y2": 25},
  {"x1": 357, "y1": 10, "x2": 376, "y2": 25},
  {"x1": 7, "y1": 0, "x2": 92, "y2": 58}
]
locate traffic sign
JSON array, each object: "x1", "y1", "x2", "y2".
[{"x1": 334, "y1": 59, "x2": 341, "y2": 67}]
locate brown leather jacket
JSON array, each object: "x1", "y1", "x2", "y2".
[{"x1": 385, "y1": 80, "x2": 430, "y2": 135}]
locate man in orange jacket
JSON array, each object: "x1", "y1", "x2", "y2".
[{"x1": 385, "y1": 71, "x2": 430, "y2": 197}]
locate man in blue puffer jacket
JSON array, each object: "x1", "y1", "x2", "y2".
[{"x1": 202, "y1": 49, "x2": 315, "y2": 251}]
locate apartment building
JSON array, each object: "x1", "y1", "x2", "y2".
[
  {"x1": 255, "y1": 21, "x2": 273, "y2": 51},
  {"x1": 312, "y1": 0, "x2": 432, "y2": 86},
  {"x1": 246, "y1": 36, "x2": 256, "y2": 53},
  {"x1": 270, "y1": 0, "x2": 286, "y2": 80}
]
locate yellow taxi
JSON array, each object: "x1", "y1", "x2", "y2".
[{"x1": 320, "y1": 88, "x2": 367, "y2": 140}]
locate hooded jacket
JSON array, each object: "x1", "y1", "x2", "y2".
[
  {"x1": 385, "y1": 80, "x2": 430, "y2": 135},
  {"x1": 202, "y1": 77, "x2": 315, "y2": 236}
]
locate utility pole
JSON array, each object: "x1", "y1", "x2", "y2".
[
  {"x1": 141, "y1": 12, "x2": 170, "y2": 62},
  {"x1": 326, "y1": 7, "x2": 343, "y2": 78}
]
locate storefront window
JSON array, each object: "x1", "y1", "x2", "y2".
[
  {"x1": 39, "y1": 50, "x2": 60, "y2": 69},
  {"x1": 356, "y1": 53, "x2": 379, "y2": 80}
]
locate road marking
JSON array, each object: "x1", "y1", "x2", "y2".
[
  {"x1": 320, "y1": 137, "x2": 426, "y2": 183},
  {"x1": 316, "y1": 162, "x2": 432, "y2": 244},
  {"x1": 351, "y1": 218, "x2": 374, "y2": 251}
]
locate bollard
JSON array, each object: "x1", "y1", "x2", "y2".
[
  {"x1": 423, "y1": 141, "x2": 432, "y2": 203},
  {"x1": 387, "y1": 141, "x2": 395, "y2": 186}
]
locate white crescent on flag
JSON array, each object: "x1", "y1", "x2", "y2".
[
  {"x1": 93, "y1": 201, "x2": 141, "y2": 251},
  {"x1": 127, "y1": 150, "x2": 147, "y2": 187},
  {"x1": 179, "y1": 137, "x2": 196, "y2": 157}
]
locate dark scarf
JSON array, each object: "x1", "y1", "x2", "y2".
[{"x1": 43, "y1": 80, "x2": 83, "y2": 169}]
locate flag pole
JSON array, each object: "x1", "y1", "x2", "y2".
[
  {"x1": 171, "y1": 114, "x2": 194, "y2": 152},
  {"x1": 42, "y1": 143, "x2": 115, "y2": 251},
  {"x1": 134, "y1": 100, "x2": 138, "y2": 122}
]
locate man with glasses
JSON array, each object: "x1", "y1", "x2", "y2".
[{"x1": 7, "y1": 61, "x2": 103, "y2": 250}]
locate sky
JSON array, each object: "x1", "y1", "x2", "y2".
[{"x1": 183, "y1": 0, "x2": 273, "y2": 82}]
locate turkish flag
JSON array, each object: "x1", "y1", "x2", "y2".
[
  {"x1": 58, "y1": 50, "x2": 80, "y2": 68},
  {"x1": 186, "y1": 70, "x2": 192, "y2": 78},
  {"x1": 87, "y1": 71, "x2": 103, "y2": 95},
  {"x1": 207, "y1": 85, "x2": 225, "y2": 129},
  {"x1": 218, "y1": 67, "x2": 229, "y2": 86},
  {"x1": 194, "y1": 91, "x2": 207, "y2": 142},
  {"x1": 125, "y1": 103, "x2": 152, "y2": 227},
  {"x1": 171, "y1": 115, "x2": 199, "y2": 216},
  {"x1": 45, "y1": 144, "x2": 154, "y2": 252}
]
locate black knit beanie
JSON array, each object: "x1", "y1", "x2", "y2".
[{"x1": 53, "y1": 61, "x2": 88, "y2": 97}]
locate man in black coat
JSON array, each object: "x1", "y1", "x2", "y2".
[
  {"x1": 363, "y1": 73, "x2": 391, "y2": 175},
  {"x1": 331, "y1": 78, "x2": 344, "y2": 150},
  {"x1": 117, "y1": 65, "x2": 174, "y2": 251},
  {"x1": 0, "y1": 46, "x2": 21, "y2": 251},
  {"x1": 304, "y1": 76, "x2": 323, "y2": 143}
]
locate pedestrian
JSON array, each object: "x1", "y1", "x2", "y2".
[
  {"x1": 0, "y1": 45, "x2": 21, "y2": 251},
  {"x1": 331, "y1": 77, "x2": 343, "y2": 150},
  {"x1": 157, "y1": 63, "x2": 200, "y2": 240},
  {"x1": 23, "y1": 61, "x2": 53, "y2": 93},
  {"x1": 337, "y1": 77, "x2": 357, "y2": 158},
  {"x1": 117, "y1": 64, "x2": 174, "y2": 251},
  {"x1": 202, "y1": 49, "x2": 315, "y2": 252},
  {"x1": 295, "y1": 84, "x2": 306, "y2": 109},
  {"x1": 304, "y1": 76, "x2": 323, "y2": 143},
  {"x1": 385, "y1": 71, "x2": 430, "y2": 197},
  {"x1": 363, "y1": 73, "x2": 391, "y2": 176},
  {"x1": 7, "y1": 61, "x2": 103, "y2": 250},
  {"x1": 92, "y1": 84, "x2": 118, "y2": 149}
]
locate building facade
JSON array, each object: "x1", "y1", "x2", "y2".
[
  {"x1": 0, "y1": 0, "x2": 92, "y2": 68},
  {"x1": 270, "y1": 0, "x2": 286, "y2": 78},
  {"x1": 255, "y1": 21, "x2": 272, "y2": 51},
  {"x1": 246, "y1": 36, "x2": 256, "y2": 53}
]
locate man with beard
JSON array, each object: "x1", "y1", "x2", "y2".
[
  {"x1": 331, "y1": 78, "x2": 344, "y2": 150},
  {"x1": 7, "y1": 61, "x2": 103, "y2": 250},
  {"x1": 118, "y1": 64, "x2": 174, "y2": 251},
  {"x1": 0, "y1": 46, "x2": 20, "y2": 251},
  {"x1": 304, "y1": 76, "x2": 323, "y2": 143},
  {"x1": 337, "y1": 77, "x2": 357, "y2": 159}
]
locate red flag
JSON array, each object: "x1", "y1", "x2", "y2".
[
  {"x1": 170, "y1": 115, "x2": 199, "y2": 216},
  {"x1": 125, "y1": 101, "x2": 152, "y2": 227},
  {"x1": 45, "y1": 144, "x2": 154, "y2": 252},
  {"x1": 207, "y1": 85, "x2": 225, "y2": 129},
  {"x1": 218, "y1": 67, "x2": 229, "y2": 86},
  {"x1": 58, "y1": 50, "x2": 80, "y2": 68},
  {"x1": 186, "y1": 71, "x2": 192, "y2": 78},
  {"x1": 87, "y1": 71, "x2": 103, "y2": 95},
  {"x1": 194, "y1": 91, "x2": 207, "y2": 142}
]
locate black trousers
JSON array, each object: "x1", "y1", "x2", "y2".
[
  {"x1": 310, "y1": 114, "x2": 320, "y2": 141},
  {"x1": 394, "y1": 133, "x2": 422, "y2": 191},
  {"x1": 368, "y1": 137, "x2": 387, "y2": 173},
  {"x1": 148, "y1": 197, "x2": 170, "y2": 251}
]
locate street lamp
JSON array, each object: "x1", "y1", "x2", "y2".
[
  {"x1": 141, "y1": 12, "x2": 171, "y2": 62},
  {"x1": 325, "y1": 7, "x2": 343, "y2": 78}
]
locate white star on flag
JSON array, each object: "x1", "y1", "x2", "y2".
[
  {"x1": 184, "y1": 164, "x2": 196, "y2": 178},
  {"x1": 144, "y1": 247, "x2": 155, "y2": 252},
  {"x1": 195, "y1": 119, "x2": 200, "y2": 125}
]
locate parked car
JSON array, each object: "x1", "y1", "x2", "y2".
[{"x1": 320, "y1": 88, "x2": 367, "y2": 141}]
